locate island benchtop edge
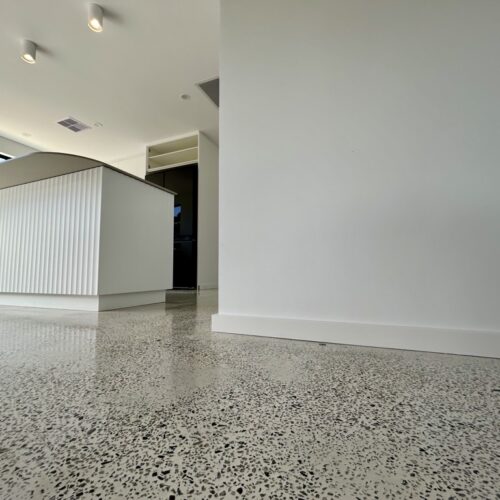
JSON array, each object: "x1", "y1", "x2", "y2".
[{"x1": 0, "y1": 152, "x2": 177, "y2": 195}]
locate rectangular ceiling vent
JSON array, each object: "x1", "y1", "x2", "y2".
[
  {"x1": 57, "y1": 117, "x2": 91, "y2": 133},
  {"x1": 197, "y1": 77, "x2": 219, "y2": 107}
]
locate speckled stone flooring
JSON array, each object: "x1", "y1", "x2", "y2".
[{"x1": 0, "y1": 291, "x2": 499, "y2": 499}]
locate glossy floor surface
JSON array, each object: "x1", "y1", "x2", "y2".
[{"x1": 0, "y1": 291, "x2": 499, "y2": 499}]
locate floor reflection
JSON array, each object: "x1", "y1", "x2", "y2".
[{"x1": 0, "y1": 312, "x2": 96, "y2": 372}]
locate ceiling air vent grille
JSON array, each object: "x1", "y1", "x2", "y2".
[{"x1": 57, "y1": 117, "x2": 91, "y2": 133}]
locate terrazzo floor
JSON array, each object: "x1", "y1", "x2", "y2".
[{"x1": 0, "y1": 291, "x2": 499, "y2": 499}]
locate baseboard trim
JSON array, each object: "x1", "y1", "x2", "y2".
[
  {"x1": 211, "y1": 313, "x2": 500, "y2": 358},
  {"x1": 0, "y1": 294, "x2": 99, "y2": 311},
  {"x1": 0, "y1": 290, "x2": 166, "y2": 312},
  {"x1": 198, "y1": 284, "x2": 218, "y2": 291},
  {"x1": 99, "y1": 290, "x2": 166, "y2": 311}
]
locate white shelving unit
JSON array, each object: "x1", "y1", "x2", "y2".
[{"x1": 147, "y1": 134, "x2": 199, "y2": 172}]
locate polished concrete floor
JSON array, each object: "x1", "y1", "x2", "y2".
[{"x1": 0, "y1": 291, "x2": 498, "y2": 499}]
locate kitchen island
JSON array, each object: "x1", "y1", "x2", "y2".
[{"x1": 0, "y1": 152, "x2": 174, "y2": 311}]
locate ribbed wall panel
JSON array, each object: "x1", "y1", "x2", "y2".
[{"x1": 0, "y1": 168, "x2": 102, "y2": 295}]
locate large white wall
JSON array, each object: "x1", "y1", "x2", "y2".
[{"x1": 213, "y1": 0, "x2": 500, "y2": 357}]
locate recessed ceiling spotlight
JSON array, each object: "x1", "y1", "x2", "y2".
[
  {"x1": 88, "y1": 3, "x2": 104, "y2": 32},
  {"x1": 20, "y1": 40, "x2": 37, "y2": 64},
  {"x1": 180, "y1": 94, "x2": 191, "y2": 101}
]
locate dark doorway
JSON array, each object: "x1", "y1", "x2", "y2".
[{"x1": 146, "y1": 164, "x2": 198, "y2": 289}]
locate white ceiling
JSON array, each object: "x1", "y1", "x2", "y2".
[{"x1": 0, "y1": 0, "x2": 219, "y2": 162}]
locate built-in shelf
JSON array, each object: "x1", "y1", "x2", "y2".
[
  {"x1": 147, "y1": 134, "x2": 199, "y2": 171},
  {"x1": 149, "y1": 146, "x2": 198, "y2": 161}
]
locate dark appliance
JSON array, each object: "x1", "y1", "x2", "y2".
[{"x1": 146, "y1": 164, "x2": 198, "y2": 289}]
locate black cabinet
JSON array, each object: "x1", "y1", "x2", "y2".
[{"x1": 146, "y1": 164, "x2": 198, "y2": 289}]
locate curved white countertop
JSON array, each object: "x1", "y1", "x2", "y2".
[{"x1": 0, "y1": 152, "x2": 175, "y2": 194}]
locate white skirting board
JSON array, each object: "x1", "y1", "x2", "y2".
[
  {"x1": 198, "y1": 284, "x2": 218, "y2": 291},
  {"x1": 99, "y1": 291, "x2": 165, "y2": 310},
  {"x1": 0, "y1": 291, "x2": 166, "y2": 312},
  {"x1": 211, "y1": 313, "x2": 500, "y2": 358}
]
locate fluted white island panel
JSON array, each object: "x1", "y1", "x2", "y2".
[
  {"x1": 0, "y1": 167, "x2": 102, "y2": 295},
  {"x1": 0, "y1": 153, "x2": 174, "y2": 311}
]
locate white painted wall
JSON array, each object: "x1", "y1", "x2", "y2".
[
  {"x1": 111, "y1": 154, "x2": 146, "y2": 179},
  {"x1": 198, "y1": 132, "x2": 219, "y2": 289},
  {"x1": 214, "y1": 0, "x2": 500, "y2": 357},
  {"x1": 0, "y1": 135, "x2": 38, "y2": 158}
]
